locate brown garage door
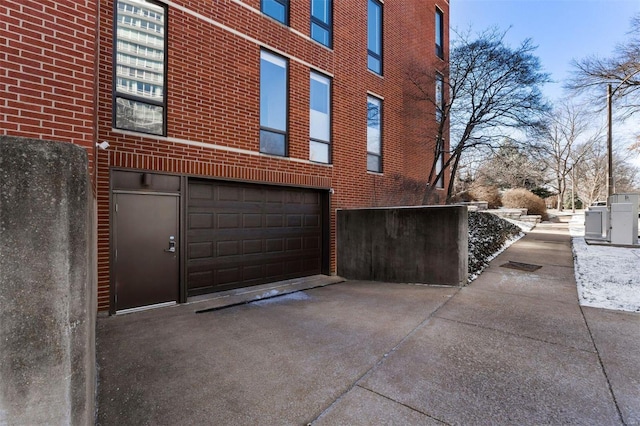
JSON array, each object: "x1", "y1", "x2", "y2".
[{"x1": 186, "y1": 179, "x2": 325, "y2": 296}]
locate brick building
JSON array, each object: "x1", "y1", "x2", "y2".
[{"x1": 2, "y1": 0, "x2": 449, "y2": 314}]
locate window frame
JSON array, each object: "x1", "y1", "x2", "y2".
[
  {"x1": 113, "y1": 0, "x2": 168, "y2": 136},
  {"x1": 309, "y1": 71, "x2": 332, "y2": 164},
  {"x1": 367, "y1": 95, "x2": 383, "y2": 173},
  {"x1": 310, "y1": 0, "x2": 332, "y2": 48},
  {"x1": 435, "y1": 7, "x2": 444, "y2": 59},
  {"x1": 261, "y1": 0, "x2": 289, "y2": 25},
  {"x1": 259, "y1": 50, "x2": 289, "y2": 157},
  {"x1": 435, "y1": 72, "x2": 445, "y2": 123},
  {"x1": 435, "y1": 146, "x2": 444, "y2": 188},
  {"x1": 367, "y1": 0, "x2": 383, "y2": 75}
]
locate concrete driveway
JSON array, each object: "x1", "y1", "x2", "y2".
[{"x1": 96, "y1": 224, "x2": 640, "y2": 425}]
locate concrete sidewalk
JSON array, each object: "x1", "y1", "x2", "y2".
[{"x1": 96, "y1": 223, "x2": 640, "y2": 425}]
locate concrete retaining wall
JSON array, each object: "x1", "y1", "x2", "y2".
[
  {"x1": 0, "y1": 137, "x2": 96, "y2": 425},
  {"x1": 337, "y1": 206, "x2": 468, "y2": 285}
]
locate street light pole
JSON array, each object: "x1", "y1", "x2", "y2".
[
  {"x1": 571, "y1": 166, "x2": 576, "y2": 213},
  {"x1": 605, "y1": 70, "x2": 640, "y2": 199},
  {"x1": 607, "y1": 83, "x2": 614, "y2": 198}
]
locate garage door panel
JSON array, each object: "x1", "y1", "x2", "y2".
[
  {"x1": 266, "y1": 190, "x2": 284, "y2": 203},
  {"x1": 217, "y1": 185, "x2": 242, "y2": 201},
  {"x1": 189, "y1": 242, "x2": 213, "y2": 259},
  {"x1": 286, "y1": 237, "x2": 302, "y2": 251},
  {"x1": 190, "y1": 183, "x2": 214, "y2": 199},
  {"x1": 188, "y1": 228, "x2": 320, "y2": 242},
  {"x1": 217, "y1": 240, "x2": 241, "y2": 257},
  {"x1": 243, "y1": 213, "x2": 262, "y2": 228},
  {"x1": 304, "y1": 214, "x2": 320, "y2": 227},
  {"x1": 265, "y1": 238, "x2": 284, "y2": 253},
  {"x1": 243, "y1": 264, "x2": 264, "y2": 281},
  {"x1": 303, "y1": 257, "x2": 321, "y2": 271},
  {"x1": 193, "y1": 249, "x2": 320, "y2": 267},
  {"x1": 217, "y1": 267, "x2": 241, "y2": 285},
  {"x1": 189, "y1": 227, "x2": 318, "y2": 240},
  {"x1": 189, "y1": 213, "x2": 214, "y2": 229},
  {"x1": 286, "y1": 214, "x2": 303, "y2": 227},
  {"x1": 304, "y1": 236, "x2": 320, "y2": 249},
  {"x1": 266, "y1": 263, "x2": 284, "y2": 277},
  {"x1": 304, "y1": 191, "x2": 320, "y2": 204},
  {"x1": 188, "y1": 270, "x2": 213, "y2": 288},
  {"x1": 243, "y1": 239, "x2": 263, "y2": 254},
  {"x1": 266, "y1": 214, "x2": 284, "y2": 227},
  {"x1": 243, "y1": 187, "x2": 263, "y2": 202},
  {"x1": 217, "y1": 213, "x2": 241, "y2": 229},
  {"x1": 286, "y1": 260, "x2": 303, "y2": 274},
  {"x1": 187, "y1": 180, "x2": 324, "y2": 296}
]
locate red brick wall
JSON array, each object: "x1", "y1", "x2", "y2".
[
  {"x1": 94, "y1": 0, "x2": 449, "y2": 311},
  {"x1": 1, "y1": 0, "x2": 98, "y2": 176},
  {"x1": 2, "y1": 0, "x2": 449, "y2": 312}
]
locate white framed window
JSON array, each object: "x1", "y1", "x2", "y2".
[
  {"x1": 367, "y1": 96, "x2": 382, "y2": 172},
  {"x1": 435, "y1": 146, "x2": 444, "y2": 188},
  {"x1": 114, "y1": 0, "x2": 166, "y2": 136},
  {"x1": 436, "y1": 73, "x2": 444, "y2": 122},
  {"x1": 309, "y1": 72, "x2": 331, "y2": 163},
  {"x1": 260, "y1": 50, "x2": 288, "y2": 156}
]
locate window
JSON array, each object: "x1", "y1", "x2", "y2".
[
  {"x1": 367, "y1": 96, "x2": 382, "y2": 172},
  {"x1": 311, "y1": 0, "x2": 332, "y2": 47},
  {"x1": 367, "y1": 0, "x2": 382, "y2": 74},
  {"x1": 262, "y1": 0, "x2": 288, "y2": 25},
  {"x1": 435, "y1": 149, "x2": 444, "y2": 188},
  {"x1": 114, "y1": 0, "x2": 167, "y2": 135},
  {"x1": 309, "y1": 72, "x2": 331, "y2": 163},
  {"x1": 435, "y1": 8, "x2": 444, "y2": 59},
  {"x1": 260, "y1": 51, "x2": 288, "y2": 156},
  {"x1": 436, "y1": 73, "x2": 444, "y2": 122}
]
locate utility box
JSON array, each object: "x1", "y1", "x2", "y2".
[
  {"x1": 585, "y1": 206, "x2": 609, "y2": 240},
  {"x1": 609, "y1": 193, "x2": 639, "y2": 207},
  {"x1": 608, "y1": 193, "x2": 639, "y2": 245},
  {"x1": 610, "y1": 203, "x2": 638, "y2": 245}
]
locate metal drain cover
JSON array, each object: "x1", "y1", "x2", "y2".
[{"x1": 500, "y1": 261, "x2": 542, "y2": 272}]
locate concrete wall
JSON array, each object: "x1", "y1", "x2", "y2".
[
  {"x1": 337, "y1": 206, "x2": 468, "y2": 285},
  {"x1": 0, "y1": 137, "x2": 96, "y2": 425}
]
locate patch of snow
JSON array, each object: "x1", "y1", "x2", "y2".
[
  {"x1": 468, "y1": 232, "x2": 524, "y2": 282},
  {"x1": 251, "y1": 291, "x2": 311, "y2": 306},
  {"x1": 570, "y1": 213, "x2": 640, "y2": 313},
  {"x1": 468, "y1": 212, "x2": 524, "y2": 282},
  {"x1": 504, "y1": 218, "x2": 535, "y2": 232},
  {"x1": 254, "y1": 289, "x2": 280, "y2": 299},
  {"x1": 568, "y1": 212, "x2": 585, "y2": 237}
]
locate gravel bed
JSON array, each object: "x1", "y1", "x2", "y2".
[{"x1": 468, "y1": 211, "x2": 523, "y2": 281}]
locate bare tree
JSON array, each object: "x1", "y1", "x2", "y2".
[
  {"x1": 537, "y1": 102, "x2": 599, "y2": 211},
  {"x1": 574, "y1": 142, "x2": 640, "y2": 205},
  {"x1": 475, "y1": 138, "x2": 548, "y2": 190},
  {"x1": 568, "y1": 14, "x2": 640, "y2": 117},
  {"x1": 612, "y1": 155, "x2": 640, "y2": 193},
  {"x1": 567, "y1": 14, "x2": 640, "y2": 196},
  {"x1": 573, "y1": 142, "x2": 607, "y2": 206},
  {"x1": 406, "y1": 27, "x2": 550, "y2": 203}
]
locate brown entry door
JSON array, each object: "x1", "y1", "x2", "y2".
[{"x1": 113, "y1": 193, "x2": 179, "y2": 312}]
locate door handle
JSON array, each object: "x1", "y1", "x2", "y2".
[{"x1": 165, "y1": 235, "x2": 176, "y2": 253}]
